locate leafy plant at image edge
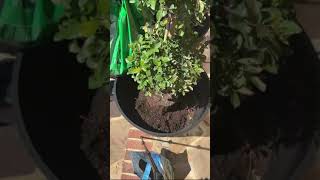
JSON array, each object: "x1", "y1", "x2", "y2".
[
  {"x1": 212, "y1": 0, "x2": 302, "y2": 108},
  {"x1": 54, "y1": 0, "x2": 109, "y2": 89}
]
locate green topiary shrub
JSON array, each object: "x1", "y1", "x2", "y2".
[{"x1": 127, "y1": 0, "x2": 209, "y2": 96}]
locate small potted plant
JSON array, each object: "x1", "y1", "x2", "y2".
[{"x1": 113, "y1": 0, "x2": 210, "y2": 136}]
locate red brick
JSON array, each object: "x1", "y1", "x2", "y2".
[
  {"x1": 122, "y1": 162, "x2": 134, "y2": 173},
  {"x1": 126, "y1": 139, "x2": 152, "y2": 150},
  {"x1": 128, "y1": 129, "x2": 150, "y2": 139},
  {"x1": 121, "y1": 174, "x2": 139, "y2": 180},
  {"x1": 124, "y1": 151, "x2": 132, "y2": 160}
]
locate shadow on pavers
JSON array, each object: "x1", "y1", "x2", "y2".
[{"x1": 160, "y1": 149, "x2": 191, "y2": 180}]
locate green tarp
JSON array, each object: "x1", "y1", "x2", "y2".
[
  {"x1": 110, "y1": 0, "x2": 146, "y2": 76},
  {"x1": 0, "y1": 0, "x2": 64, "y2": 43}
]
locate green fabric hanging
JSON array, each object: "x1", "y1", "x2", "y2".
[
  {"x1": 110, "y1": 0, "x2": 144, "y2": 76},
  {"x1": 0, "y1": 0, "x2": 64, "y2": 43}
]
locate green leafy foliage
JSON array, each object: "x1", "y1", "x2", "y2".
[
  {"x1": 137, "y1": 0, "x2": 208, "y2": 25},
  {"x1": 213, "y1": 0, "x2": 302, "y2": 108},
  {"x1": 55, "y1": 0, "x2": 108, "y2": 89},
  {"x1": 127, "y1": 0, "x2": 209, "y2": 97}
]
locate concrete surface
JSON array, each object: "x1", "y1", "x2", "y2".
[{"x1": 110, "y1": 117, "x2": 132, "y2": 180}]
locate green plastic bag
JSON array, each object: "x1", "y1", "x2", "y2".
[
  {"x1": 110, "y1": 0, "x2": 145, "y2": 76},
  {"x1": 0, "y1": 0, "x2": 64, "y2": 43}
]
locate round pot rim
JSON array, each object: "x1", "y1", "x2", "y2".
[{"x1": 113, "y1": 74, "x2": 211, "y2": 137}]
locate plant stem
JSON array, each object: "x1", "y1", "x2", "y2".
[
  {"x1": 164, "y1": 26, "x2": 169, "y2": 42},
  {"x1": 164, "y1": 13, "x2": 174, "y2": 42}
]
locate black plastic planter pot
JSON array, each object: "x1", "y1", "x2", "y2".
[
  {"x1": 11, "y1": 42, "x2": 101, "y2": 180},
  {"x1": 113, "y1": 72, "x2": 210, "y2": 137}
]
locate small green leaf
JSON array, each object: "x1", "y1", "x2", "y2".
[
  {"x1": 234, "y1": 75, "x2": 246, "y2": 87},
  {"x1": 234, "y1": 35, "x2": 243, "y2": 50},
  {"x1": 237, "y1": 58, "x2": 260, "y2": 65},
  {"x1": 156, "y1": 10, "x2": 162, "y2": 22},
  {"x1": 250, "y1": 76, "x2": 266, "y2": 92},
  {"x1": 79, "y1": 20, "x2": 100, "y2": 37},
  {"x1": 231, "y1": 92, "x2": 241, "y2": 108},
  {"x1": 237, "y1": 87, "x2": 254, "y2": 96},
  {"x1": 244, "y1": 66, "x2": 263, "y2": 74},
  {"x1": 150, "y1": 0, "x2": 157, "y2": 10},
  {"x1": 279, "y1": 21, "x2": 302, "y2": 37},
  {"x1": 162, "y1": 57, "x2": 170, "y2": 63},
  {"x1": 127, "y1": 55, "x2": 134, "y2": 62},
  {"x1": 69, "y1": 41, "x2": 80, "y2": 53},
  {"x1": 199, "y1": 0, "x2": 205, "y2": 13},
  {"x1": 153, "y1": 59, "x2": 161, "y2": 66},
  {"x1": 179, "y1": 30, "x2": 185, "y2": 37},
  {"x1": 129, "y1": 67, "x2": 141, "y2": 74},
  {"x1": 138, "y1": 84, "x2": 144, "y2": 90},
  {"x1": 145, "y1": 91, "x2": 152, "y2": 96},
  {"x1": 264, "y1": 64, "x2": 278, "y2": 74}
]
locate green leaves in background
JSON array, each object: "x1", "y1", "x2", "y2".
[
  {"x1": 213, "y1": 0, "x2": 302, "y2": 108},
  {"x1": 55, "y1": 0, "x2": 108, "y2": 89}
]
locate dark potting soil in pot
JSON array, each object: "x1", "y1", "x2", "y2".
[
  {"x1": 115, "y1": 73, "x2": 209, "y2": 134},
  {"x1": 135, "y1": 93, "x2": 193, "y2": 132},
  {"x1": 135, "y1": 89, "x2": 205, "y2": 133}
]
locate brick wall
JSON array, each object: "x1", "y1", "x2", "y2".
[{"x1": 120, "y1": 128, "x2": 154, "y2": 180}]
